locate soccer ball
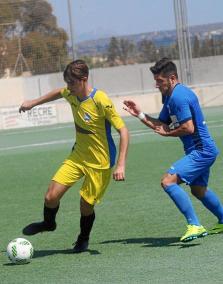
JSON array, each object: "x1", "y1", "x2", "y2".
[{"x1": 7, "y1": 238, "x2": 34, "y2": 264}]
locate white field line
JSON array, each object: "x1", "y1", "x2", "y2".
[
  {"x1": 2, "y1": 118, "x2": 223, "y2": 136},
  {"x1": 0, "y1": 123, "x2": 223, "y2": 152},
  {"x1": 0, "y1": 130, "x2": 152, "y2": 151},
  {"x1": 1, "y1": 124, "x2": 74, "y2": 136}
]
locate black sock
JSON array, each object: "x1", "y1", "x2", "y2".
[
  {"x1": 43, "y1": 204, "x2": 59, "y2": 225},
  {"x1": 79, "y1": 211, "x2": 95, "y2": 240}
]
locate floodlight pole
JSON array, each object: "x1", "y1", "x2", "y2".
[
  {"x1": 173, "y1": 0, "x2": 193, "y2": 85},
  {"x1": 67, "y1": 0, "x2": 77, "y2": 60}
]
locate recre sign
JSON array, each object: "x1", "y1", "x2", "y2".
[{"x1": 0, "y1": 105, "x2": 57, "y2": 129}]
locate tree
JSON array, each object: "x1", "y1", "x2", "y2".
[
  {"x1": 119, "y1": 39, "x2": 135, "y2": 65},
  {"x1": 200, "y1": 39, "x2": 212, "y2": 57},
  {"x1": 138, "y1": 39, "x2": 157, "y2": 63},
  {"x1": 192, "y1": 35, "x2": 200, "y2": 58},
  {"x1": 0, "y1": 0, "x2": 69, "y2": 77},
  {"x1": 107, "y1": 37, "x2": 120, "y2": 66}
]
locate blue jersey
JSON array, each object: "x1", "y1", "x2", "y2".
[{"x1": 159, "y1": 84, "x2": 218, "y2": 154}]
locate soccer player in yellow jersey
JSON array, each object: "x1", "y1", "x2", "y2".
[{"x1": 19, "y1": 59, "x2": 129, "y2": 253}]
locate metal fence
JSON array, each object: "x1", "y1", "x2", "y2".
[
  {"x1": 0, "y1": 0, "x2": 72, "y2": 78},
  {"x1": 1, "y1": 0, "x2": 223, "y2": 82}
]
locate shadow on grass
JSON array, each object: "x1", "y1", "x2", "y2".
[
  {"x1": 33, "y1": 248, "x2": 100, "y2": 258},
  {"x1": 100, "y1": 237, "x2": 201, "y2": 249},
  {"x1": 3, "y1": 262, "x2": 31, "y2": 266},
  {"x1": 2, "y1": 248, "x2": 100, "y2": 264}
]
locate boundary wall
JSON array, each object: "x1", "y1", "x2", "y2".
[
  {"x1": 0, "y1": 56, "x2": 223, "y2": 129},
  {"x1": 0, "y1": 83, "x2": 222, "y2": 130}
]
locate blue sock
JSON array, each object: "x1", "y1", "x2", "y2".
[
  {"x1": 165, "y1": 184, "x2": 200, "y2": 225},
  {"x1": 200, "y1": 189, "x2": 223, "y2": 223}
]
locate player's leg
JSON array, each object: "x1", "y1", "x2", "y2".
[
  {"x1": 190, "y1": 151, "x2": 223, "y2": 234},
  {"x1": 23, "y1": 159, "x2": 83, "y2": 236},
  {"x1": 73, "y1": 166, "x2": 111, "y2": 253},
  {"x1": 73, "y1": 197, "x2": 95, "y2": 253},
  {"x1": 23, "y1": 181, "x2": 70, "y2": 235},
  {"x1": 191, "y1": 183, "x2": 223, "y2": 234},
  {"x1": 162, "y1": 153, "x2": 209, "y2": 242},
  {"x1": 161, "y1": 173, "x2": 201, "y2": 226}
]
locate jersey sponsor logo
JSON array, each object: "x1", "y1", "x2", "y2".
[{"x1": 105, "y1": 105, "x2": 113, "y2": 109}]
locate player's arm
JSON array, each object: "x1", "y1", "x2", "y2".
[
  {"x1": 101, "y1": 94, "x2": 129, "y2": 181},
  {"x1": 19, "y1": 88, "x2": 63, "y2": 113},
  {"x1": 155, "y1": 119, "x2": 194, "y2": 137},
  {"x1": 123, "y1": 99, "x2": 166, "y2": 130},
  {"x1": 113, "y1": 126, "x2": 129, "y2": 181}
]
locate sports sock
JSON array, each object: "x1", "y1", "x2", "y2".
[
  {"x1": 200, "y1": 189, "x2": 223, "y2": 223},
  {"x1": 79, "y1": 211, "x2": 95, "y2": 240},
  {"x1": 44, "y1": 204, "x2": 59, "y2": 225},
  {"x1": 165, "y1": 184, "x2": 200, "y2": 226}
]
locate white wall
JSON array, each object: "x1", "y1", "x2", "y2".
[
  {"x1": 0, "y1": 56, "x2": 223, "y2": 129},
  {"x1": 0, "y1": 83, "x2": 222, "y2": 130}
]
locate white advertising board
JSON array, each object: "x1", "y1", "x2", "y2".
[{"x1": 0, "y1": 105, "x2": 57, "y2": 129}]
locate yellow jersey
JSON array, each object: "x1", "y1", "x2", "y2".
[{"x1": 61, "y1": 88, "x2": 125, "y2": 169}]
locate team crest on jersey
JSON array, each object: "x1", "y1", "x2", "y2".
[
  {"x1": 84, "y1": 112, "x2": 91, "y2": 122},
  {"x1": 169, "y1": 115, "x2": 180, "y2": 129}
]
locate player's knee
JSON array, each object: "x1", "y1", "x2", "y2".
[
  {"x1": 80, "y1": 197, "x2": 94, "y2": 216},
  {"x1": 161, "y1": 174, "x2": 176, "y2": 190},
  {"x1": 44, "y1": 186, "x2": 59, "y2": 205},
  {"x1": 44, "y1": 193, "x2": 55, "y2": 205},
  {"x1": 161, "y1": 176, "x2": 169, "y2": 189}
]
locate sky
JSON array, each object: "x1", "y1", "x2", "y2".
[{"x1": 48, "y1": 0, "x2": 223, "y2": 42}]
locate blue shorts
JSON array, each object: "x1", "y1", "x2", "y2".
[{"x1": 167, "y1": 150, "x2": 218, "y2": 186}]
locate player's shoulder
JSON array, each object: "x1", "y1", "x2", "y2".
[
  {"x1": 94, "y1": 89, "x2": 108, "y2": 98},
  {"x1": 177, "y1": 84, "x2": 195, "y2": 96},
  {"x1": 173, "y1": 84, "x2": 196, "y2": 102},
  {"x1": 94, "y1": 89, "x2": 111, "y2": 103}
]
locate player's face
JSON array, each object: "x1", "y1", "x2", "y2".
[
  {"x1": 66, "y1": 78, "x2": 84, "y2": 96},
  {"x1": 154, "y1": 74, "x2": 172, "y2": 96}
]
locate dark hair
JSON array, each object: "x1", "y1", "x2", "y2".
[
  {"x1": 63, "y1": 59, "x2": 89, "y2": 83},
  {"x1": 150, "y1": 57, "x2": 178, "y2": 78}
]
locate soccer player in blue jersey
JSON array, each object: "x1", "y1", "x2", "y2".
[
  {"x1": 19, "y1": 59, "x2": 129, "y2": 252},
  {"x1": 124, "y1": 57, "x2": 223, "y2": 242}
]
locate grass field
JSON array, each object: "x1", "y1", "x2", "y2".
[{"x1": 1, "y1": 106, "x2": 223, "y2": 284}]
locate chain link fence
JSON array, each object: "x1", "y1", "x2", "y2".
[
  {"x1": 0, "y1": 0, "x2": 72, "y2": 78},
  {"x1": 0, "y1": 0, "x2": 223, "y2": 81}
]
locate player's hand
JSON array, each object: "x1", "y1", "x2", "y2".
[
  {"x1": 123, "y1": 100, "x2": 141, "y2": 117},
  {"x1": 154, "y1": 125, "x2": 169, "y2": 136},
  {"x1": 113, "y1": 165, "x2": 125, "y2": 181},
  {"x1": 19, "y1": 100, "x2": 35, "y2": 113}
]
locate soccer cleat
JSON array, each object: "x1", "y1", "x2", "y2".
[
  {"x1": 180, "y1": 225, "x2": 208, "y2": 242},
  {"x1": 208, "y1": 223, "x2": 223, "y2": 234},
  {"x1": 22, "y1": 221, "x2": 56, "y2": 235},
  {"x1": 73, "y1": 236, "x2": 89, "y2": 253}
]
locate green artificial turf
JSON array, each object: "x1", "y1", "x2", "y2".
[{"x1": 1, "y1": 106, "x2": 223, "y2": 284}]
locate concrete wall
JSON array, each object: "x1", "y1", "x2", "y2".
[{"x1": 0, "y1": 55, "x2": 223, "y2": 129}]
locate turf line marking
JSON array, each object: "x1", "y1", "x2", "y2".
[
  {"x1": 0, "y1": 130, "x2": 153, "y2": 151},
  {"x1": 0, "y1": 123, "x2": 223, "y2": 152},
  {"x1": 0, "y1": 139, "x2": 74, "y2": 151},
  {"x1": 1, "y1": 125, "x2": 74, "y2": 136},
  {"x1": 1, "y1": 119, "x2": 222, "y2": 136}
]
